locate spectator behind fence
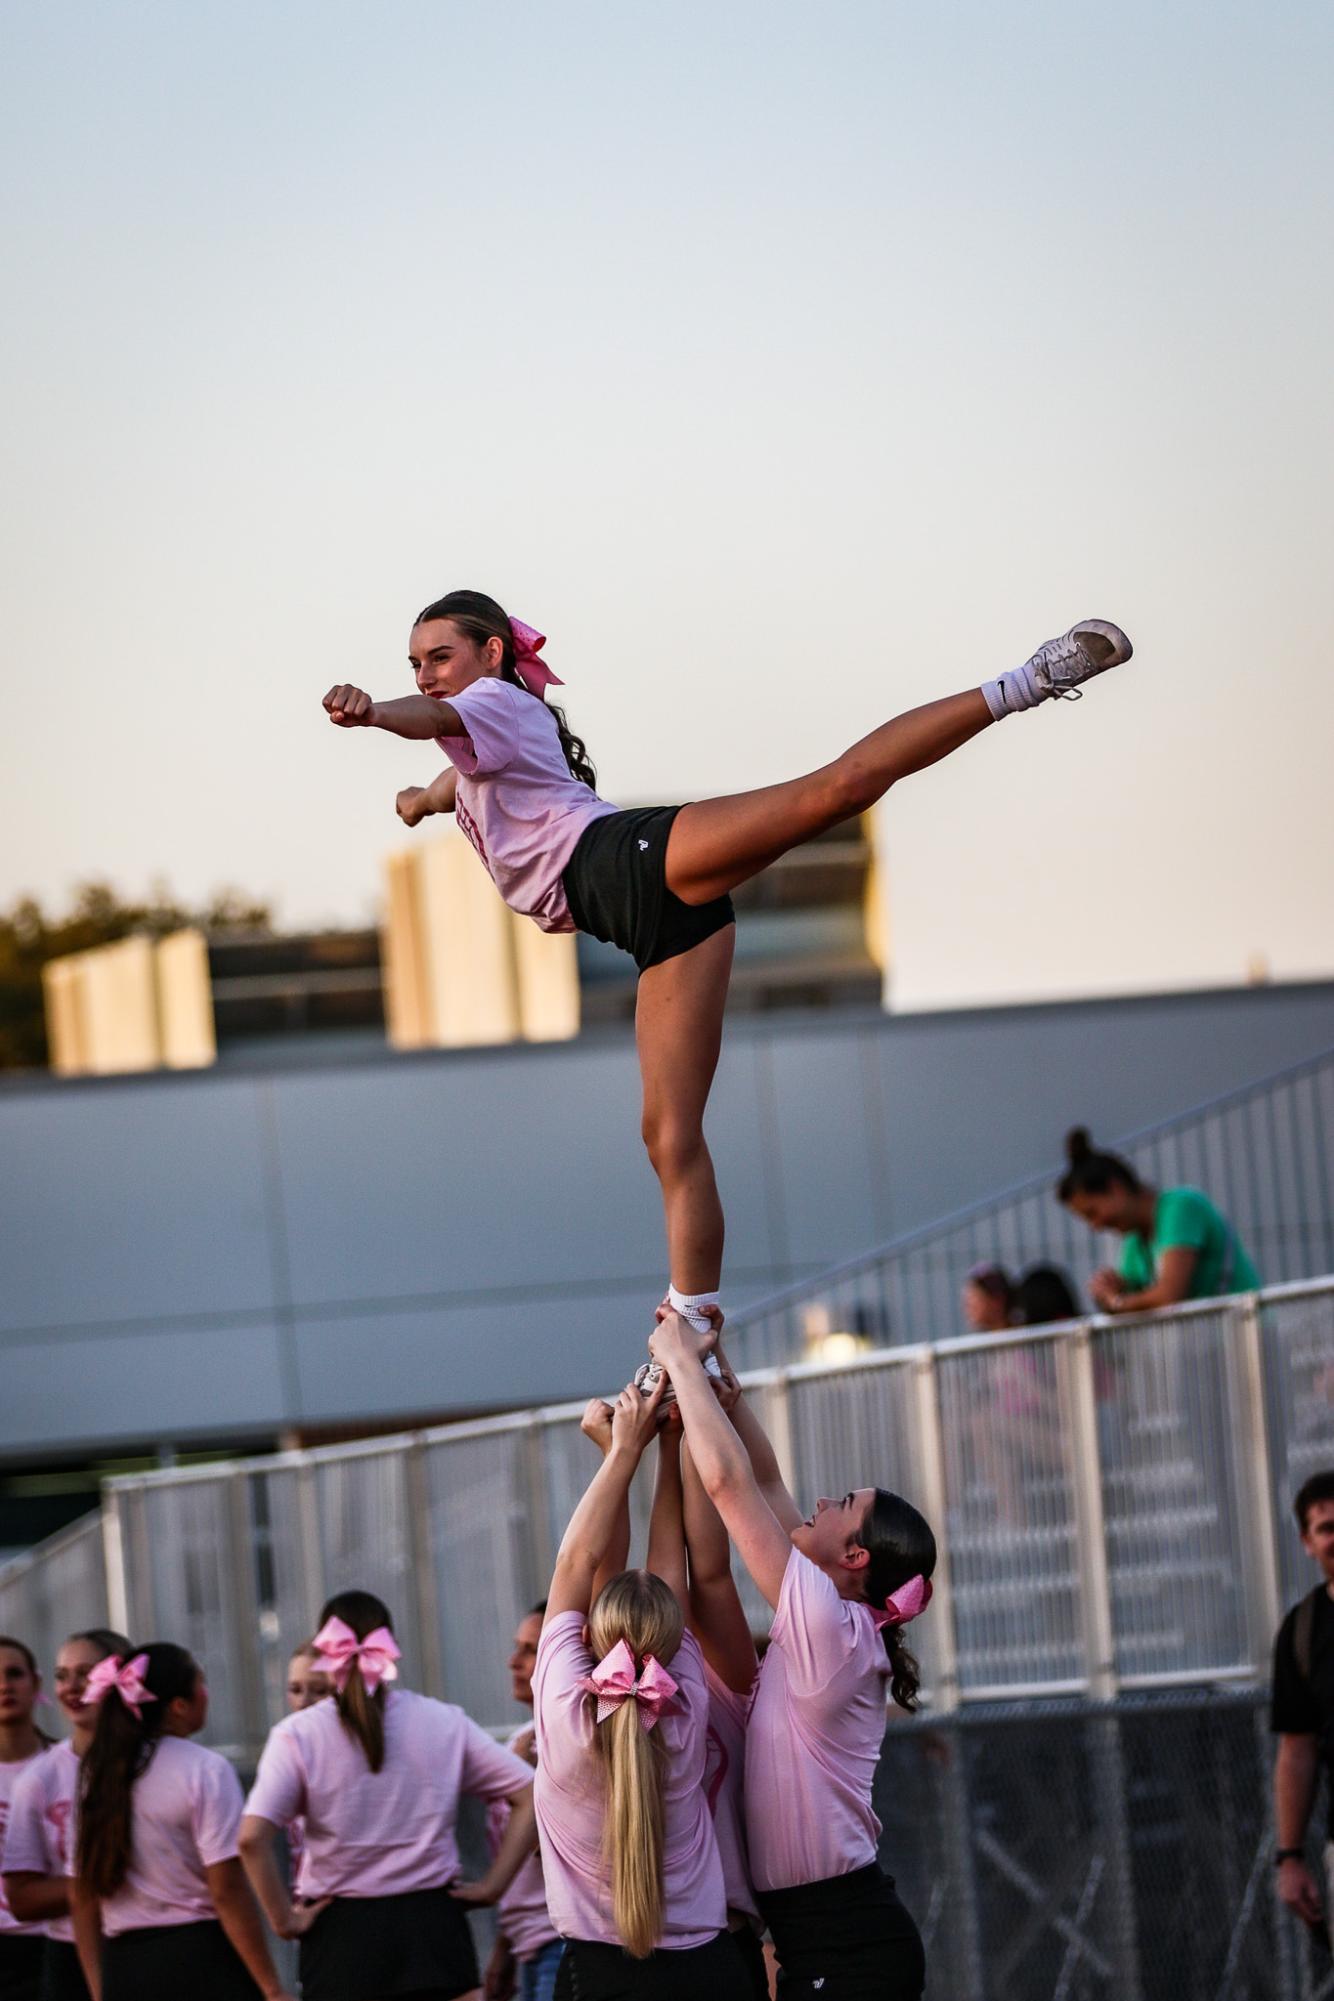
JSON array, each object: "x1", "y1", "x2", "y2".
[
  {"x1": 1014, "y1": 1266, "x2": 1080, "y2": 1327},
  {"x1": 1271, "y1": 1472, "x2": 1334, "y2": 1936},
  {"x1": 1057, "y1": 1127, "x2": 1260, "y2": 1315},
  {"x1": 962, "y1": 1265, "x2": 1016, "y2": 1333}
]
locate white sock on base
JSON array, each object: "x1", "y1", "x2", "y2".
[
  {"x1": 667, "y1": 1285, "x2": 724, "y2": 1376},
  {"x1": 981, "y1": 661, "x2": 1042, "y2": 719}
]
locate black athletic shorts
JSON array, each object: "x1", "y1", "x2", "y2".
[
  {"x1": 562, "y1": 806, "x2": 735, "y2": 974},
  {"x1": 0, "y1": 1933, "x2": 44, "y2": 2001},
  {"x1": 39, "y1": 1941, "x2": 90, "y2": 2001},
  {"x1": 756, "y1": 1864, "x2": 925, "y2": 2001},
  {"x1": 299, "y1": 1885, "x2": 479, "y2": 2001},
  {"x1": 554, "y1": 1928, "x2": 749, "y2": 2001},
  {"x1": 100, "y1": 1920, "x2": 259, "y2": 2001}
]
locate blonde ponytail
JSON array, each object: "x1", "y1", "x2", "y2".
[{"x1": 587, "y1": 1570, "x2": 684, "y2": 1961}]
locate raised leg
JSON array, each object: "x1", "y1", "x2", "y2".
[
  {"x1": 635, "y1": 925, "x2": 736, "y2": 1294},
  {"x1": 666, "y1": 688, "x2": 993, "y2": 906}
]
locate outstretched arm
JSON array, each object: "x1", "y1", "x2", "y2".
[
  {"x1": 397, "y1": 768, "x2": 458, "y2": 827},
  {"x1": 651, "y1": 1316, "x2": 793, "y2": 1611},
  {"x1": 683, "y1": 1440, "x2": 758, "y2": 1694},
  {"x1": 580, "y1": 1398, "x2": 633, "y2": 1605},
  {"x1": 323, "y1": 685, "x2": 469, "y2": 740},
  {"x1": 547, "y1": 1382, "x2": 667, "y2": 1619},
  {"x1": 646, "y1": 1423, "x2": 688, "y2": 1614},
  {"x1": 715, "y1": 1343, "x2": 803, "y2": 1536}
]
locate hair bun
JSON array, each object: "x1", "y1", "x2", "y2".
[{"x1": 1065, "y1": 1126, "x2": 1092, "y2": 1165}]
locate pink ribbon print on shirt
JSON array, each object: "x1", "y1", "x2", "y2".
[
  {"x1": 577, "y1": 1640, "x2": 680, "y2": 1731},
  {"x1": 312, "y1": 1617, "x2": 402, "y2": 1695},
  {"x1": 509, "y1": 618, "x2": 563, "y2": 699}
]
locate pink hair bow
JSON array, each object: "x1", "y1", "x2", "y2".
[
  {"x1": 312, "y1": 1616, "x2": 401, "y2": 1695},
  {"x1": 84, "y1": 1654, "x2": 156, "y2": 1720},
  {"x1": 577, "y1": 1639, "x2": 679, "y2": 1731},
  {"x1": 509, "y1": 617, "x2": 563, "y2": 699},
  {"x1": 869, "y1": 1575, "x2": 933, "y2": 1632}
]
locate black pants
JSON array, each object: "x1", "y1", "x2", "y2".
[
  {"x1": 555, "y1": 1929, "x2": 749, "y2": 2001},
  {"x1": 101, "y1": 1921, "x2": 259, "y2": 2001},
  {"x1": 40, "y1": 1943, "x2": 90, "y2": 2001},
  {"x1": 299, "y1": 1886, "x2": 479, "y2": 2001},
  {"x1": 0, "y1": 1934, "x2": 45, "y2": 2001},
  {"x1": 756, "y1": 1864, "x2": 925, "y2": 2001}
]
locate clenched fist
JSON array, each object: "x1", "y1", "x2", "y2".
[{"x1": 323, "y1": 684, "x2": 377, "y2": 727}]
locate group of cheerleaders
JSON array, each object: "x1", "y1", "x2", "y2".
[
  {"x1": 2, "y1": 589, "x2": 1131, "y2": 2001},
  {"x1": 2, "y1": 1323, "x2": 936, "y2": 2001}
]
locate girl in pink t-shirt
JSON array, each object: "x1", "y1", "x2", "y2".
[
  {"x1": 533, "y1": 1377, "x2": 746, "y2": 1997},
  {"x1": 2, "y1": 1626, "x2": 130, "y2": 2001},
  {"x1": 0, "y1": 1634, "x2": 52, "y2": 2001},
  {"x1": 240, "y1": 1588, "x2": 536, "y2": 2001},
  {"x1": 324, "y1": 589, "x2": 1131, "y2": 1346},
  {"x1": 70, "y1": 1642, "x2": 292, "y2": 2001},
  {"x1": 649, "y1": 1317, "x2": 937, "y2": 2001}
]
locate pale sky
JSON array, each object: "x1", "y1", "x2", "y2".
[{"x1": 3, "y1": 0, "x2": 1332, "y2": 1010}]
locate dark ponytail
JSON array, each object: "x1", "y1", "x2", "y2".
[
  {"x1": 317, "y1": 1590, "x2": 393, "y2": 1775},
  {"x1": 853, "y1": 1490, "x2": 937, "y2": 1712},
  {"x1": 413, "y1": 589, "x2": 598, "y2": 790},
  {"x1": 77, "y1": 1643, "x2": 198, "y2": 1897},
  {"x1": 1056, "y1": 1127, "x2": 1143, "y2": 1205}
]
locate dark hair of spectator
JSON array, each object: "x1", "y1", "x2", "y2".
[
  {"x1": 1057, "y1": 1127, "x2": 1144, "y2": 1204},
  {"x1": 1016, "y1": 1265, "x2": 1080, "y2": 1326},
  {"x1": 77, "y1": 1643, "x2": 198, "y2": 1896},
  {"x1": 966, "y1": 1263, "x2": 1015, "y2": 1310},
  {"x1": 852, "y1": 1490, "x2": 937, "y2": 1713},
  {"x1": 529, "y1": 1599, "x2": 548, "y2": 1618},
  {"x1": 1294, "y1": 1471, "x2": 1334, "y2": 1533}
]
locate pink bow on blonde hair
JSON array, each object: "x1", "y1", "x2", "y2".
[
  {"x1": 84, "y1": 1654, "x2": 156, "y2": 1720},
  {"x1": 509, "y1": 617, "x2": 563, "y2": 699},
  {"x1": 868, "y1": 1574, "x2": 933, "y2": 1632},
  {"x1": 577, "y1": 1639, "x2": 679, "y2": 1731},
  {"x1": 312, "y1": 1616, "x2": 402, "y2": 1695}
]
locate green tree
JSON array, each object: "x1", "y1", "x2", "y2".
[{"x1": 0, "y1": 881, "x2": 272, "y2": 1071}]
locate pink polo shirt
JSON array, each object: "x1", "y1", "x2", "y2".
[
  {"x1": 486, "y1": 1724, "x2": 557, "y2": 1963},
  {"x1": 245, "y1": 1688, "x2": 533, "y2": 1900},
  {"x1": 67, "y1": 1736, "x2": 243, "y2": 1937},
  {"x1": 744, "y1": 1550, "x2": 889, "y2": 1894},
  {"x1": 0, "y1": 1748, "x2": 49, "y2": 1937},
  {"x1": 3, "y1": 1740, "x2": 78, "y2": 1942},
  {"x1": 437, "y1": 678, "x2": 618, "y2": 933},
  {"x1": 702, "y1": 1666, "x2": 759, "y2": 1924},
  {"x1": 533, "y1": 1612, "x2": 727, "y2": 1950}
]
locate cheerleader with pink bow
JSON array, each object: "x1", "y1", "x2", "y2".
[
  {"x1": 240, "y1": 1590, "x2": 536, "y2": 2001},
  {"x1": 324, "y1": 590, "x2": 1131, "y2": 1351},
  {"x1": 67, "y1": 1643, "x2": 293, "y2": 2001},
  {"x1": 533, "y1": 1377, "x2": 748, "y2": 1997},
  {"x1": 648, "y1": 1314, "x2": 937, "y2": 2001}
]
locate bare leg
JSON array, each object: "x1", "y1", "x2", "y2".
[
  {"x1": 635, "y1": 925, "x2": 735, "y2": 1293},
  {"x1": 667, "y1": 688, "x2": 992, "y2": 906}
]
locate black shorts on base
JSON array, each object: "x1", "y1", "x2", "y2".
[
  {"x1": 553, "y1": 1928, "x2": 749, "y2": 2001},
  {"x1": 299, "y1": 1885, "x2": 479, "y2": 2001},
  {"x1": 562, "y1": 806, "x2": 735, "y2": 973},
  {"x1": 756, "y1": 1864, "x2": 925, "y2": 2001},
  {"x1": 730, "y1": 1923, "x2": 768, "y2": 2001},
  {"x1": 101, "y1": 1920, "x2": 259, "y2": 2001},
  {"x1": 0, "y1": 1933, "x2": 45, "y2": 2001},
  {"x1": 39, "y1": 1942, "x2": 90, "y2": 2001}
]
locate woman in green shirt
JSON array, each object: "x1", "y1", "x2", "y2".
[{"x1": 1057, "y1": 1126, "x2": 1261, "y2": 1314}]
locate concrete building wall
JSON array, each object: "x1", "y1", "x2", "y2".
[{"x1": 3, "y1": 980, "x2": 1331, "y2": 1457}]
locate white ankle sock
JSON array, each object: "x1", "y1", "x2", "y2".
[
  {"x1": 668, "y1": 1285, "x2": 720, "y2": 1334},
  {"x1": 981, "y1": 660, "x2": 1041, "y2": 719}
]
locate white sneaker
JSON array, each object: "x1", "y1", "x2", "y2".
[
  {"x1": 1027, "y1": 619, "x2": 1133, "y2": 701},
  {"x1": 635, "y1": 1354, "x2": 723, "y2": 1400}
]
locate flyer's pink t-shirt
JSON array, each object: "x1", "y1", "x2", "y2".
[
  {"x1": 245, "y1": 1688, "x2": 533, "y2": 1900},
  {"x1": 3, "y1": 1740, "x2": 78, "y2": 1942},
  {"x1": 436, "y1": 678, "x2": 618, "y2": 933},
  {"x1": 533, "y1": 1611, "x2": 726, "y2": 1950},
  {"x1": 744, "y1": 1550, "x2": 889, "y2": 1894},
  {"x1": 66, "y1": 1736, "x2": 243, "y2": 1937},
  {"x1": 702, "y1": 1666, "x2": 759, "y2": 1924},
  {"x1": 486, "y1": 1723, "x2": 557, "y2": 1963},
  {"x1": 0, "y1": 1748, "x2": 49, "y2": 1937}
]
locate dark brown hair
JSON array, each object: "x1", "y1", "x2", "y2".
[
  {"x1": 318, "y1": 1590, "x2": 393, "y2": 1774},
  {"x1": 414, "y1": 589, "x2": 597, "y2": 790},
  {"x1": 852, "y1": 1489, "x2": 937, "y2": 1712},
  {"x1": 1056, "y1": 1126, "x2": 1144, "y2": 1205},
  {"x1": 77, "y1": 1643, "x2": 199, "y2": 1897},
  {"x1": 1294, "y1": 1470, "x2": 1334, "y2": 1533}
]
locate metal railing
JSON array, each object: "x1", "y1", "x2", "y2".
[
  {"x1": 726, "y1": 1044, "x2": 1334, "y2": 1367},
  {"x1": 0, "y1": 1278, "x2": 1321, "y2": 1764}
]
